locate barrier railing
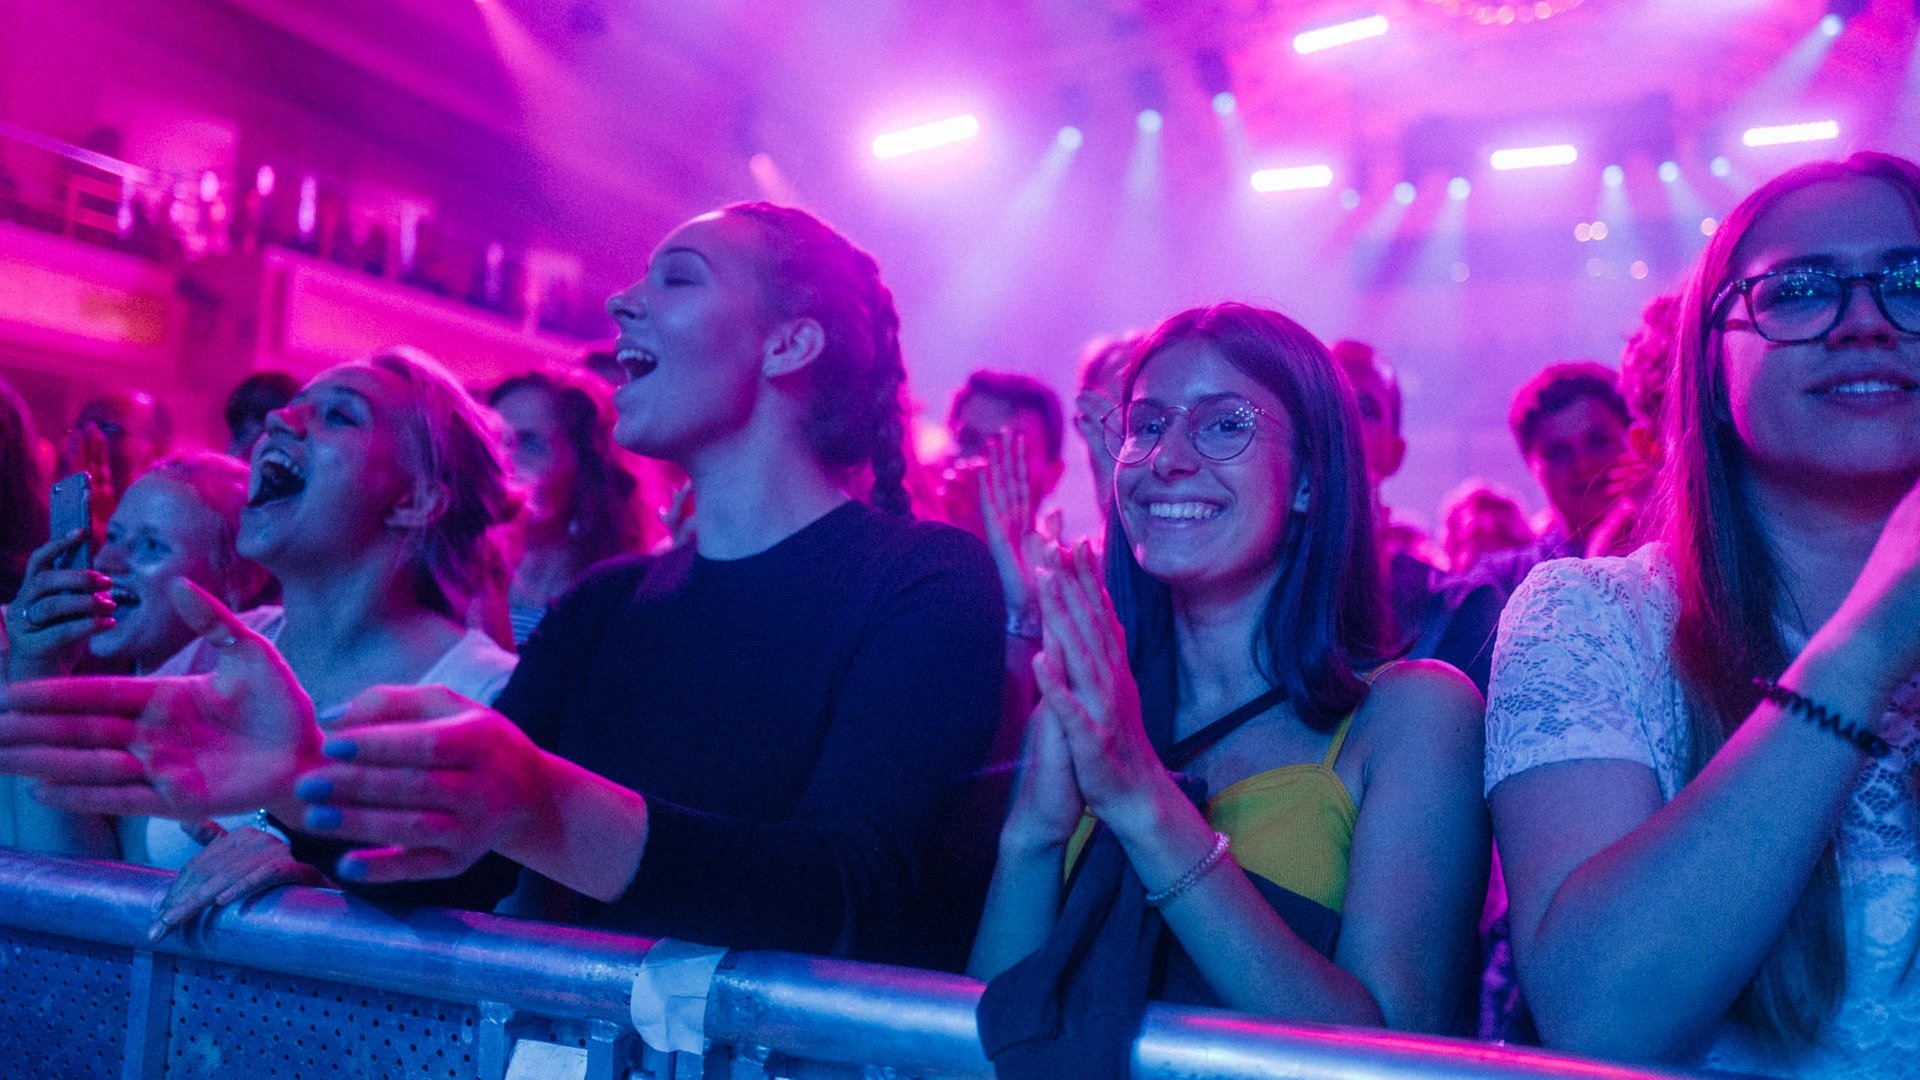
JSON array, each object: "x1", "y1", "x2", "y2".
[{"x1": 0, "y1": 849, "x2": 1714, "y2": 1080}]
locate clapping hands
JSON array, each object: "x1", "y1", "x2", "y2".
[{"x1": 0, "y1": 579, "x2": 320, "y2": 820}]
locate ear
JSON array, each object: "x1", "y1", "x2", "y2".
[
  {"x1": 1292, "y1": 481, "x2": 1311, "y2": 514},
  {"x1": 386, "y1": 478, "x2": 450, "y2": 531},
  {"x1": 761, "y1": 317, "x2": 828, "y2": 379}
]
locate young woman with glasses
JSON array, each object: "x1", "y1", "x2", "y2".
[
  {"x1": 966, "y1": 303, "x2": 1488, "y2": 1036},
  {"x1": 0, "y1": 205, "x2": 1005, "y2": 966},
  {"x1": 1486, "y1": 152, "x2": 1920, "y2": 1074}
]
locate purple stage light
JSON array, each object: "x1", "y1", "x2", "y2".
[
  {"x1": 1741, "y1": 120, "x2": 1839, "y2": 147},
  {"x1": 1489, "y1": 144, "x2": 1578, "y2": 170},
  {"x1": 871, "y1": 115, "x2": 980, "y2": 160},
  {"x1": 1251, "y1": 164, "x2": 1335, "y2": 192},
  {"x1": 1293, "y1": 15, "x2": 1389, "y2": 55}
]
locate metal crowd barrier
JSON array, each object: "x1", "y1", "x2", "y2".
[{"x1": 0, "y1": 849, "x2": 1710, "y2": 1079}]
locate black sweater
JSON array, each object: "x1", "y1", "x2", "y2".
[{"x1": 498, "y1": 501, "x2": 1005, "y2": 962}]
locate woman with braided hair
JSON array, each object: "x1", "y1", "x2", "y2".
[{"x1": 0, "y1": 204, "x2": 1005, "y2": 964}]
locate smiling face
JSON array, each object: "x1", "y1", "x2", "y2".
[
  {"x1": 1718, "y1": 176, "x2": 1920, "y2": 494},
  {"x1": 603, "y1": 212, "x2": 779, "y2": 463},
  {"x1": 494, "y1": 385, "x2": 580, "y2": 531},
  {"x1": 1116, "y1": 339, "x2": 1298, "y2": 605},
  {"x1": 1523, "y1": 395, "x2": 1629, "y2": 537},
  {"x1": 90, "y1": 474, "x2": 232, "y2": 669},
  {"x1": 239, "y1": 363, "x2": 421, "y2": 574}
]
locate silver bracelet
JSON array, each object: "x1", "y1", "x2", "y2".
[
  {"x1": 1006, "y1": 608, "x2": 1042, "y2": 642},
  {"x1": 1145, "y1": 831, "x2": 1232, "y2": 907}
]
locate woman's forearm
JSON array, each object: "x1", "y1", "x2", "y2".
[
  {"x1": 1107, "y1": 785, "x2": 1384, "y2": 1026},
  {"x1": 498, "y1": 751, "x2": 650, "y2": 903},
  {"x1": 967, "y1": 836, "x2": 1065, "y2": 981},
  {"x1": 1513, "y1": 639, "x2": 1889, "y2": 1059}
]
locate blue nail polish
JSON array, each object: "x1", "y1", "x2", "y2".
[
  {"x1": 335, "y1": 858, "x2": 366, "y2": 882},
  {"x1": 322, "y1": 739, "x2": 358, "y2": 761},
  {"x1": 294, "y1": 776, "x2": 332, "y2": 801},
  {"x1": 304, "y1": 805, "x2": 342, "y2": 830}
]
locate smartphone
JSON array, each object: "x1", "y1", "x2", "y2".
[{"x1": 48, "y1": 471, "x2": 92, "y2": 570}]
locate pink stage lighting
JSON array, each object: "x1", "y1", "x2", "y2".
[
  {"x1": 1250, "y1": 165, "x2": 1335, "y2": 192},
  {"x1": 1489, "y1": 144, "x2": 1578, "y2": 170},
  {"x1": 871, "y1": 115, "x2": 981, "y2": 160},
  {"x1": 1293, "y1": 15, "x2": 1389, "y2": 55},
  {"x1": 1741, "y1": 120, "x2": 1840, "y2": 147}
]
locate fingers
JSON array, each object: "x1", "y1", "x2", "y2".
[
  {"x1": 21, "y1": 532, "x2": 103, "y2": 582},
  {"x1": 334, "y1": 845, "x2": 473, "y2": 885},
  {"x1": 150, "y1": 830, "x2": 317, "y2": 941},
  {"x1": 15, "y1": 590, "x2": 115, "y2": 632},
  {"x1": 183, "y1": 819, "x2": 228, "y2": 846},
  {"x1": 167, "y1": 579, "x2": 256, "y2": 648},
  {"x1": 300, "y1": 802, "x2": 467, "y2": 851},
  {"x1": 33, "y1": 780, "x2": 169, "y2": 816},
  {"x1": 0, "y1": 707, "x2": 138, "y2": 749},
  {"x1": 1012, "y1": 431, "x2": 1031, "y2": 525},
  {"x1": 331, "y1": 684, "x2": 478, "y2": 731},
  {"x1": 2, "y1": 676, "x2": 159, "y2": 717},
  {"x1": 296, "y1": 759, "x2": 470, "y2": 814}
]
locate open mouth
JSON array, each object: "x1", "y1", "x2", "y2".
[
  {"x1": 614, "y1": 345, "x2": 660, "y2": 384},
  {"x1": 107, "y1": 583, "x2": 138, "y2": 610},
  {"x1": 249, "y1": 446, "x2": 307, "y2": 508}
]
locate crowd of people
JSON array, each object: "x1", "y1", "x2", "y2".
[{"x1": 0, "y1": 151, "x2": 1915, "y2": 1077}]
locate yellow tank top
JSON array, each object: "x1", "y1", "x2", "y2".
[
  {"x1": 1062, "y1": 709, "x2": 1359, "y2": 913},
  {"x1": 1202, "y1": 711, "x2": 1356, "y2": 912}
]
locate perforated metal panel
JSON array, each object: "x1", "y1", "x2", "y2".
[
  {"x1": 0, "y1": 925, "x2": 130, "y2": 1079},
  {"x1": 166, "y1": 959, "x2": 481, "y2": 1079}
]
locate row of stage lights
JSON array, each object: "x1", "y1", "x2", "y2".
[
  {"x1": 870, "y1": 8, "x2": 1858, "y2": 188},
  {"x1": 871, "y1": 112, "x2": 1844, "y2": 196}
]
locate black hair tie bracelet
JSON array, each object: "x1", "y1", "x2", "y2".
[{"x1": 1754, "y1": 677, "x2": 1893, "y2": 759}]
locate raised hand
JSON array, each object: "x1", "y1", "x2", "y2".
[
  {"x1": 149, "y1": 819, "x2": 328, "y2": 941},
  {"x1": 3, "y1": 530, "x2": 114, "y2": 683},
  {"x1": 0, "y1": 579, "x2": 320, "y2": 819},
  {"x1": 1815, "y1": 473, "x2": 1920, "y2": 711},
  {"x1": 1035, "y1": 541, "x2": 1170, "y2": 830},
  {"x1": 980, "y1": 430, "x2": 1058, "y2": 634},
  {"x1": 293, "y1": 684, "x2": 549, "y2": 883}
]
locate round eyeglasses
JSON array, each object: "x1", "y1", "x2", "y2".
[
  {"x1": 1101, "y1": 396, "x2": 1276, "y2": 466},
  {"x1": 1713, "y1": 262, "x2": 1920, "y2": 344}
]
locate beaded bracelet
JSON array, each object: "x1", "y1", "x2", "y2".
[
  {"x1": 1753, "y1": 677, "x2": 1892, "y2": 759},
  {"x1": 1146, "y1": 831, "x2": 1232, "y2": 907}
]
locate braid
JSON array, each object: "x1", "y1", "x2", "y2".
[
  {"x1": 865, "y1": 283, "x2": 911, "y2": 517},
  {"x1": 723, "y1": 201, "x2": 914, "y2": 517}
]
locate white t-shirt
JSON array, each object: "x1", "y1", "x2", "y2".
[
  {"x1": 1486, "y1": 544, "x2": 1920, "y2": 1077},
  {"x1": 135, "y1": 607, "x2": 518, "y2": 870}
]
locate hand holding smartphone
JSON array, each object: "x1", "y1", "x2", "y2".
[{"x1": 49, "y1": 471, "x2": 93, "y2": 570}]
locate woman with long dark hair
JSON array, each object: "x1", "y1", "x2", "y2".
[
  {"x1": 968, "y1": 303, "x2": 1487, "y2": 1046},
  {"x1": 487, "y1": 368, "x2": 647, "y2": 643},
  {"x1": 0, "y1": 204, "x2": 1005, "y2": 965},
  {"x1": 1486, "y1": 152, "x2": 1920, "y2": 1073}
]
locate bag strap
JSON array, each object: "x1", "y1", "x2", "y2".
[{"x1": 1161, "y1": 686, "x2": 1287, "y2": 771}]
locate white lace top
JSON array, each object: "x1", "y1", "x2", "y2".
[{"x1": 1485, "y1": 544, "x2": 1920, "y2": 1078}]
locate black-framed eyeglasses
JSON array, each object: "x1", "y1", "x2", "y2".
[
  {"x1": 1713, "y1": 262, "x2": 1920, "y2": 344},
  {"x1": 1101, "y1": 396, "x2": 1276, "y2": 466}
]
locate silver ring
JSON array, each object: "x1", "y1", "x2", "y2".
[{"x1": 208, "y1": 629, "x2": 240, "y2": 649}]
